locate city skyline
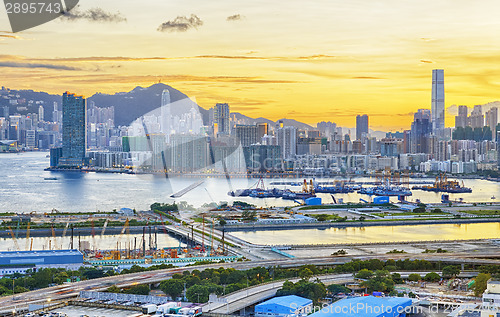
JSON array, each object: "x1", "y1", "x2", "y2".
[{"x1": 3, "y1": 1, "x2": 500, "y2": 129}]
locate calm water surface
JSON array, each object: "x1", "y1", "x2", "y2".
[{"x1": 0, "y1": 152, "x2": 499, "y2": 213}]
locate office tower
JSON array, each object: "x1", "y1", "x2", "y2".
[
  {"x1": 431, "y1": 69, "x2": 445, "y2": 134},
  {"x1": 468, "y1": 105, "x2": 484, "y2": 128},
  {"x1": 256, "y1": 123, "x2": 268, "y2": 139},
  {"x1": 160, "y1": 89, "x2": 171, "y2": 134},
  {"x1": 213, "y1": 103, "x2": 230, "y2": 135},
  {"x1": 59, "y1": 92, "x2": 87, "y2": 167},
  {"x1": 455, "y1": 105, "x2": 468, "y2": 128},
  {"x1": 410, "y1": 109, "x2": 432, "y2": 153},
  {"x1": 235, "y1": 125, "x2": 258, "y2": 147},
  {"x1": 38, "y1": 105, "x2": 44, "y2": 122},
  {"x1": 356, "y1": 114, "x2": 369, "y2": 140},
  {"x1": 485, "y1": 107, "x2": 498, "y2": 140},
  {"x1": 277, "y1": 126, "x2": 297, "y2": 159}
]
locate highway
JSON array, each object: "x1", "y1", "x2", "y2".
[{"x1": 1, "y1": 252, "x2": 498, "y2": 315}]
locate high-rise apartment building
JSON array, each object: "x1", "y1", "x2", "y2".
[
  {"x1": 213, "y1": 103, "x2": 230, "y2": 135},
  {"x1": 455, "y1": 105, "x2": 468, "y2": 128},
  {"x1": 485, "y1": 107, "x2": 498, "y2": 140},
  {"x1": 468, "y1": 105, "x2": 484, "y2": 129},
  {"x1": 356, "y1": 114, "x2": 369, "y2": 140},
  {"x1": 58, "y1": 92, "x2": 87, "y2": 167},
  {"x1": 431, "y1": 69, "x2": 445, "y2": 134},
  {"x1": 235, "y1": 125, "x2": 258, "y2": 147},
  {"x1": 277, "y1": 126, "x2": 297, "y2": 159}
]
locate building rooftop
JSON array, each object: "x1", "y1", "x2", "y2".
[
  {"x1": 0, "y1": 249, "x2": 82, "y2": 258},
  {"x1": 256, "y1": 295, "x2": 312, "y2": 308},
  {"x1": 309, "y1": 296, "x2": 412, "y2": 317}
]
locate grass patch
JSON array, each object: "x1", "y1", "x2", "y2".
[{"x1": 458, "y1": 210, "x2": 500, "y2": 216}]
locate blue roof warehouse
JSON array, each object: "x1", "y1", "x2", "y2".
[
  {"x1": 309, "y1": 296, "x2": 413, "y2": 317},
  {"x1": 255, "y1": 295, "x2": 313, "y2": 317},
  {"x1": 0, "y1": 249, "x2": 84, "y2": 277}
]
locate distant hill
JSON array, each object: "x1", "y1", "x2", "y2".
[
  {"x1": 88, "y1": 83, "x2": 209, "y2": 126},
  {"x1": 231, "y1": 112, "x2": 314, "y2": 130}
]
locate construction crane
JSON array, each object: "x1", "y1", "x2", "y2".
[
  {"x1": 116, "y1": 218, "x2": 130, "y2": 253},
  {"x1": 25, "y1": 222, "x2": 31, "y2": 251},
  {"x1": 8, "y1": 226, "x2": 20, "y2": 251}
]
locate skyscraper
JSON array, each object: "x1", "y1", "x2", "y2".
[
  {"x1": 431, "y1": 69, "x2": 445, "y2": 134},
  {"x1": 356, "y1": 114, "x2": 369, "y2": 140},
  {"x1": 160, "y1": 89, "x2": 171, "y2": 134},
  {"x1": 411, "y1": 109, "x2": 432, "y2": 153},
  {"x1": 58, "y1": 92, "x2": 87, "y2": 167},
  {"x1": 213, "y1": 103, "x2": 230, "y2": 135},
  {"x1": 38, "y1": 105, "x2": 44, "y2": 122},
  {"x1": 277, "y1": 126, "x2": 297, "y2": 159}
]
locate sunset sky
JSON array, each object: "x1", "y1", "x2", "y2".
[{"x1": 2, "y1": 0, "x2": 500, "y2": 130}]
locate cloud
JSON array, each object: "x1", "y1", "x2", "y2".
[
  {"x1": 351, "y1": 76, "x2": 384, "y2": 79},
  {"x1": 61, "y1": 7, "x2": 126, "y2": 23},
  {"x1": 0, "y1": 34, "x2": 22, "y2": 40},
  {"x1": 226, "y1": 14, "x2": 243, "y2": 21},
  {"x1": 0, "y1": 61, "x2": 79, "y2": 70},
  {"x1": 157, "y1": 14, "x2": 203, "y2": 32}
]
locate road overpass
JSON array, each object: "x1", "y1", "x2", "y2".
[{"x1": 203, "y1": 274, "x2": 354, "y2": 314}]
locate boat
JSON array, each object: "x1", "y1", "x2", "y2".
[
  {"x1": 358, "y1": 186, "x2": 412, "y2": 197},
  {"x1": 412, "y1": 173, "x2": 472, "y2": 193}
]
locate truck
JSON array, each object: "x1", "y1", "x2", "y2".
[
  {"x1": 188, "y1": 306, "x2": 202, "y2": 317},
  {"x1": 156, "y1": 303, "x2": 177, "y2": 315},
  {"x1": 142, "y1": 304, "x2": 158, "y2": 314}
]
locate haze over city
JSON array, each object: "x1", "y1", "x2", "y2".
[{"x1": 3, "y1": 0, "x2": 500, "y2": 129}]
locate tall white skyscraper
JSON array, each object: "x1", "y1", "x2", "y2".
[
  {"x1": 431, "y1": 69, "x2": 445, "y2": 134},
  {"x1": 160, "y1": 89, "x2": 171, "y2": 134},
  {"x1": 38, "y1": 105, "x2": 44, "y2": 122}
]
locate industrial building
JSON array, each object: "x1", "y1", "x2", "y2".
[
  {"x1": 309, "y1": 296, "x2": 412, "y2": 317},
  {"x1": 255, "y1": 295, "x2": 313, "y2": 317},
  {"x1": 0, "y1": 249, "x2": 83, "y2": 277}
]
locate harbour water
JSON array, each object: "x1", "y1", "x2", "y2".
[
  {"x1": 1, "y1": 152, "x2": 499, "y2": 213},
  {"x1": 0, "y1": 232, "x2": 187, "y2": 252},
  {"x1": 229, "y1": 222, "x2": 500, "y2": 245}
]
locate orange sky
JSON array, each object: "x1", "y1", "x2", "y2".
[{"x1": 2, "y1": 0, "x2": 500, "y2": 130}]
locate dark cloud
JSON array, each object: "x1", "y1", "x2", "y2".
[
  {"x1": 61, "y1": 7, "x2": 127, "y2": 23},
  {"x1": 226, "y1": 14, "x2": 243, "y2": 21},
  {"x1": 157, "y1": 14, "x2": 203, "y2": 32},
  {"x1": 0, "y1": 61, "x2": 79, "y2": 70}
]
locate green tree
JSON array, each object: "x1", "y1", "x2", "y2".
[
  {"x1": 408, "y1": 273, "x2": 421, "y2": 282},
  {"x1": 299, "y1": 268, "x2": 314, "y2": 280},
  {"x1": 106, "y1": 285, "x2": 122, "y2": 293},
  {"x1": 424, "y1": 272, "x2": 441, "y2": 282},
  {"x1": 327, "y1": 284, "x2": 350, "y2": 295},
  {"x1": 124, "y1": 284, "x2": 150, "y2": 295},
  {"x1": 355, "y1": 269, "x2": 374, "y2": 279},
  {"x1": 160, "y1": 279, "x2": 185, "y2": 300},
  {"x1": 473, "y1": 273, "x2": 491, "y2": 297},
  {"x1": 442, "y1": 265, "x2": 460, "y2": 278}
]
